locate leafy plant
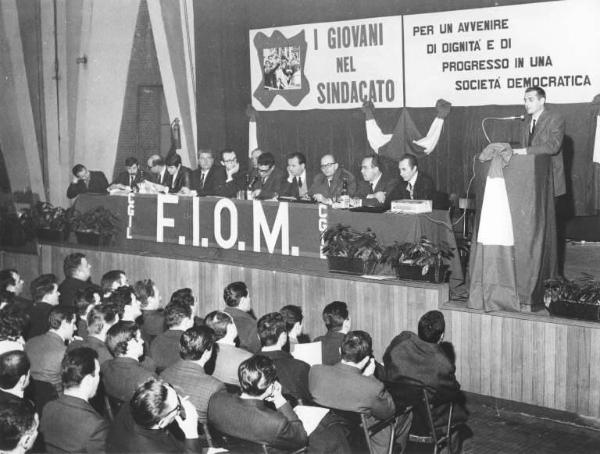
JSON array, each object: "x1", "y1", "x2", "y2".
[
  {"x1": 321, "y1": 224, "x2": 383, "y2": 262},
  {"x1": 544, "y1": 274, "x2": 600, "y2": 306},
  {"x1": 70, "y1": 206, "x2": 119, "y2": 236},
  {"x1": 381, "y1": 236, "x2": 454, "y2": 275},
  {"x1": 30, "y1": 202, "x2": 73, "y2": 231}
]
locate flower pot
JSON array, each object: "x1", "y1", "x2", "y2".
[
  {"x1": 36, "y1": 227, "x2": 69, "y2": 243},
  {"x1": 327, "y1": 256, "x2": 377, "y2": 275},
  {"x1": 75, "y1": 231, "x2": 112, "y2": 247},
  {"x1": 395, "y1": 264, "x2": 449, "y2": 283},
  {"x1": 548, "y1": 300, "x2": 600, "y2": 322}
]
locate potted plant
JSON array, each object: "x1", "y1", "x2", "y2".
[
  {"x1": 544, "y1": 274, "x2": 600, "y2": 322},
  {"x1": 0, "y1": 206, "x2": 35, "y2": 247},
  {"x1": 70, "y1": 206, "x2": 119, "y2": 246},
  {"x1": 381, "y1": 236, "x2": 454, "y2": 283},
  {"x1": 321, "y1": 224, "x2": 383, "y2": 275},
  {"x1": 30, "y1": 202, "x2": 72, "y2": 242}
]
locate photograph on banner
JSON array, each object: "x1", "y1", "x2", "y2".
[
  {"x1": 250, "y1": 16, "x2": 404, "y2": 111},
  {"x1": 403, "y1": 0, "x2": 600, "y2": 107}
]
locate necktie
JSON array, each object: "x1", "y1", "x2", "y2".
[
  {"x1": 370, "y1": 182, "x2": 375, "y2": 193},
  {"x1": 129, "y1": 175, "x2": 134, "y2": 187},
  {"x1": 199, "y1": 172, "x2": 205, "y2": 188},
  {"x1": 298, "y1": 176, "x2": 302, "y2": 188},
  {"x1": 407, "y1": 182, "x2": 414, "y2": 199},
  {"x1": 528, "y1": 119, "x2": 536, "y2": 146}
]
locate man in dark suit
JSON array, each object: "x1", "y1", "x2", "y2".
[
  {"x1": 0, "y1": 269, "x2": 30, "y2": 313},
  {"x1": 309, "y1": 154, "x2": 357, "y2": 204},
  {"x1": 257, "y1": 312, "x2": 311, "y2": 405},
  {"x1": 309, "y1": 331, "x2": 412, "y2": 454},
  {"x1": 150, "y1": 301, "x2": 194, "y2": 372},
  {"x1": 251, "y1": 152, "x2": 284, "y2": 200},
  {"x1": 159, "y1": 326, "x2": 225, "y2": 423},
  {"x1": 108, "y1": 157, "x2": 148, "y2": 191},
  {"x1": 513, "y1": 86, "x2": 566, "y2": 197},
  {"x1": 66, "y1": 164, "x2": 110, "y2": 199},
  {"x1": 192, "y1": 149, "x2": 226, "y2": 196},
  {"x1": 58, "y1": 253, "x2": 95, "y2": 307},
  {"x1": 146, "y1": 154, "x2": 171, "y2": 187},
  {"x1": 67, "y1": 303, "x2": 118, "y2": 366},
  {"x1": 165, "y1": 153, "x2": 193, "y2": 194},
  {"x1": 0, "y1": 400, "x2": 39, "y2": 454},
  {"x1": 355, "y1": 154, "x2": 398, "y2": 207},
  {"x1": 280, "y1": 152, "x2": 310, "y2": 199},
  {"x1": 0, "y1": 350, "x2": 30, "y2": 405},
  {"x1": 386, "y1": 153, "x2": 435, "y2": 205},
  {"x1": 208, "y1": 355, "x2": 308, "y2": 451},
  {"x1": 40, "y1": 348, "x2": 109, "y2": 453},
  {"x1": 219, "y1": 148, "x2": 249, "y2": 198},
  {"x1": 134, "y1": 279, "x2": 165, "y2": 347},
  {"x1": 107, "y1": 378, "x2": 202, "y2": 453},
  {"x1": 313, "y1": 301, "x2": 351, "y2": 366},
  {"x1": 223, "y1": 281, "x2": 261, "y2": 353},
  {"x1": 25, "y1": 274, "x2": 60, "y2": 340}
]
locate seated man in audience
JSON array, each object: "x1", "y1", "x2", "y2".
[
  {"x1": 257, "y1": 312, "x2": 311, "y2": 405},
  {"x1": 280, "y1": 304, "x2": 309, "y2": 348},
  {"x1": 223, "y1": 281, "x2": 260, "y2": 353},
  {"x1": 0, "y1": 269, "x2": 29, "y2": 312},
  {"x1": 66, "y1": 163, "x2": 109, "y2": 199},
  {"x1": 0, "y1": 308, "x2": 27, "y2": 354},
  {"x1": 192, "y1": 148, "x2": 226, "y2": 196},
  {"x1": 204, "y1": 310, "x2": 252, "y2": 385},
  {"x1": 108, "y1": 156, "x2": 147, "y2": 192},
  {"x1": 25, "y1": 306, "x2": 77, "y2": 393},
  {"x1": 208, "y1": 355, "x2": 308, "y2": 451},
  {"x1": 382, "y1": 310, "x2": 469, "y2": 447},
  {"x1": 250, "y1": 151, "x2": 284, "y2": 200},
  {"x1": 40, "y1": 348, "x2": 109, "y2": 453},
  {"x1": 25, "y1": 274, "x2": 60, "y2": 340},
  {"x1": 74, "y1": 286, "x2": 100, "y2": 338},
  {"x1": 107, "y1": 378, "x2": 200, "y2": 453},
  {"x1": 100, "y1": 270, "x2": 128, "y2": 299},
  {"x1": 386, "y1": 153, "x2": 435, "y2": 204},
  {"x1": 102, "y1": 321, "x2": 156, "y2": 403},
  {"x1": 160, "y1": 326, "x2": 225, "y2": 423},
  {"x1": 0, "y1": 400, "x2": 39, "y2": 454},
  {"x1": 310, "y1": 331, "x2": 412, "y2": 454},
  {"x1": 219, "y1": 148, "x2": 248, "y2": 198},
  {"x1": 150, "y1": 301, "x2": 194, "y2": 372},
  {"x1": 309, "y1": 154, "x2": 357, "y2": 204},
  {"x1": 68, "y1": 303, "x2": 118, "y2": 365},
  {"x1": 0, "y1": 351, "x2": 30, "y2": 405},
  {"x1": 355, "y1": 154, "x2": 398, "y2": 207},
  {"x1": 165, "y1": 152, "x2": 193, "y2": 194},
  {"x1": 134, "y1": 279, "x2": 165, "y2": 346},
  {"x1": 280, "y1": 152, "x2": 310, "y2": 199},
  {"x1": 58, "y1": 253, "x2": 94, "y2": 307},
  {"x1": 146, "y1": 154, "x2": 171, "y2": 187},
  {"x1": 108, "y1": 286, "x2": 142, "y2": 322},
  {"x1": 314, "y1": 301, "x2": 351, "y2": 365}
]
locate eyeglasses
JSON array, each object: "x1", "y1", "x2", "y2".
[
  {"x1": 163, "y1": 386, "x2": 186, "y2": 421},
  {"x1": 222, "y1": 158, "x2": 237, "y2": 164},
  {"x1": 258, "y1": 167, "x2": 272, "y2": 174},
  {"x1": 320, "y1": 162, "x2": 336, "y2": 169}
]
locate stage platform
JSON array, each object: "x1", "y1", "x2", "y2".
[{"x1": 1, "y1": 243, "x2": 599, "y2": 421}]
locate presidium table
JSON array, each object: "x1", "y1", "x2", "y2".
[{"x1": 71, "y1": 193, "x2": 463, "y2": 287}]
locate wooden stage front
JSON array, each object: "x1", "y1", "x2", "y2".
[{"x1": 2, "y1": 243, "x2": 599, "y2": 420}]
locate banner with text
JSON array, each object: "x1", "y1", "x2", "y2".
[
  {"x1": 249, "y1": 16, "x2": 404, "y2": 111},
  {"x1": 404, "y1": 0, "x2": 600, "y2": 106}
]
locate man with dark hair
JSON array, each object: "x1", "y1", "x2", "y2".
[
  {"x1": 108, "y1": 156, "x2": 147, "y2": 191},
  {"x1": 150, "y1": 301, "x2": 194, "y2": 371},
  {"x1": 146, "y1": 154, "x2": 171, "y2": 186},
  {"x1": 280, "y1": 152, "x2": 310, "y2": 198},
  {"x1": 107, "y1": 378, "x2": 201, "y2": 453},
  {"x1": 355, "y1": 154, "x2": 398, "y2": 207},
  {"x1": 310, "y1": 330, "x2": 411, "y2": 454},
  {"x1": 314, "y1": 301, "x2": 351, "y2": 365},
  {"x1": 251, "y1": 151, "x2": 284, "y2": 199},
  {"x1": 58, "y1": 253, "x2": 94, "y2": 307},
  {"x1": 100, "y1": 270, "x2": 128, "y2": 299},
  {"x1": 101, "y1": 321, "x2": 156, "y2": 402},
  {"x1": 0, "y1": 351, "x2": 30, "y2": 405},
  {"x1": 0, "y1": 308, "x2": 27, "y2": 354},
  {"x1": 107, "y1": 286, "x2": 142, "y2": 322},
  {"x1": 204, "y1": 310, "x2": 251, "y2": 385},
  {"x1": 165, "y1": 153, "x2": 193, "y2": 194},
  {"x1": 68, "y1": 303, "x2": 118, "y2": 365},
  {"x1": 208, "y1": 355, "x2": 308, "y2": 451},
  {"x1": 386, "y1": 153, "x2": 435, "y2": 203},
  {"x1": 280, "y1": 304, "x2": 308, "y2": 346},
  {"x1": 0, "y1": 400, "x2": 39, "y2": 454},
  {"x1": 40, "y1": 347, "x2": 109, "y2": 453},
  {"x1": 0, "y1": 269, "x2": 29, "y2": 312},
  {"x1": 309, "y1": 154, "x2": 357, "y2": 204},
  {"x1": 219, "y1": 148, "x2": 249, "y2": 198},
  {"x1": 67, "y1": 164, "x2": 109, "y2": 199},
  {"x1": 25, "y1": 306, "x2": 77, "y2": 392},
  {"x1": 223, "y1": 281, "x2": 260, "y2": 353},
  {"x1": 135, "y1": 279, "x2": 165, "y2": 346},
  {"x1": 159, "y1": 326, "x2": 225, "y2": 422},
  {"x1": 192, "y1": 148, "x2": 226, "y2": 196},
  {"x1": 25, "y1": 274, "x2": 60, "y2": 340},
  {"x1": 257, "y1": 312, "x2": 311, "y2": 405},
  {"x1": 73, "y1": 286, "x2": 101, "y2": 338}
]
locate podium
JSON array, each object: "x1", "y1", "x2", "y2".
[{"x1": 468, "y1": 154, "x2": 557, "y2": 312}]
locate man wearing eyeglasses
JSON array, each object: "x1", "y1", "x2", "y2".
[
  {"x1": 219, "y1": 149, "x2": 249, "y2": 198},
  {"x1": 309, "y1": 154, "x2": 357, "y2": 204},
  {"x1": 251, "y1": 152, "x2": 284, "y2": 200}
]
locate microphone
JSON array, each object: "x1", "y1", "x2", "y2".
[{"x1": 481, "y1": 115, "x2": 525, "y2": 143}]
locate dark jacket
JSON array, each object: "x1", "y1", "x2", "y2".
[
  {"x1": 67, "y1": 171, "x2": 109, "y2": 199},
  {"x1": 192, "y1": 166, "x2": 227, "y2": 196},
  {"x1": 313, "y1": 330, "x2": 345, "y2": 366},
  {"x1": 224, "y1": 307, "x2": 261, "y2": 353},
  {"x1": 385, "y1": 171, "x2": 435, "y2": 203},
  {"x1": 67, "y1": 335, "x2": 113, "y2": 366},
  {"x1": 220, "y1": 170, "x2": 249, "y2": 198},
  {"x1": 139, "y1": 309, "x2": 166, "y2": 347},
  {"x1": 58, "y1": 277, "x2": 94, "y2": 307},
  {"x1": 280, "y1": 173, "x2": 311, "y2": 199},
  {"x1": 259, "y1": 350, "x2": 311, "y2": 405},
  {"x1": 101, "y1": 357, "x2": 156, "y2": 403},
  {"x1": 251, "y1": 167, "x2": 285, "y2": 200},
  {"x1": 25, "y1": 301, "x2": 54, "y2": 340},
  {"x1": 112, "y1": 169, "x2": 148, "y2": 189},
  {"x1": 355, "y1": 174, "x2": 399, "y2": 206},
  {"x1": 309, "y1": 168, "x2": 357, "y2": 200},
  {"x1": 168, "y1": 166, "x2": 193, "y2": 193},
  {"x1": 149, "y1": 329, "x2": 184, "y2": 372}
]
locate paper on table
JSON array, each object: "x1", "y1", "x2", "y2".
[
  {"x1": 290, "y1": 341, "x2": 322, "y2": 366},
  {"x1": 293, "y1": 405, "x2": 330, "y2": 436}
]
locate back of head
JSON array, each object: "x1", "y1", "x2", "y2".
[
  {"x1": 164, "y1": 301, "x2": 192, "y2": 329},
  {"x1": 180, "y1": 326, "x2": 215, "y2": 360},
  {"x1": 165, "y1": 153, "x2": 182, "y2": 167},
  {"x1": 0, "y1": 400, "x2": 37, "y2": 452},
  {"x1": 0, "y1": 269, "x2": 17, "y2": 292},
  {"x1": 417, "y1": 310, "x2": 445, "y2": 343},
  {"x1": 238, "y1": 355, "x2": 276, "y2": 396},
  {"x1": 257, "y1": 152, "x2": 275, "y2": 168},
  {"x1": 63, "y1": 253, "x2": 85, "y2": 278},
  {"x1": 87, "y1": 303, "x2": 118, "y2": 336},
  {"x1": 223, "y1": 281, "x2": 247, "y2": 307},
  {"x1": 257, "y1": 312, "x2": 286, "y2": 347},
  {"x1": 279, "y1": 305, "x2": 303, "y2": 333},
  {"x1": 101, "y1": 270, "x2": 125, "y2": 295},
  {"x1": 204, "y1": 310, "x2": 232, "y2": 340},
  {"x1": 170, "y1": 288, "x2": 194, "y2": 307},
  {"x1": 61, "y1": 347, "x2": 98, "y2": 389},
  {"x1": 130, "y1": 378, "x2": 169, "y2": 429},
  {"x1": 134, "y1": 279, "x2": 156, "y2": 308},
  {"x1": 0, "y1": 308, "x2": 27, "y2": 342},
  {"x1": 107, "y1": 286, "x2": 136, "y2": 318},
  {"x1": 341, "y1": 330, "x2": 372, "y2": 364},
  {"x1": 105, "y1": 321, "x2": 138, "y2": 356},
  {"x1": 0, "y1": 350, "x2": 30, "y2": 390},
  {"x1": 30, "y1": 274, "x2": 58, "y2": 302},
  {"x1": 322, "y1": 301, "x2": 348, "y2": 331},
  {"x1": 74, "y1": 287, "x2": 98, "y2": 317},
  {"x1": 48, "y1": 306, "x2": 75, "y2": 331},
  {"x1": 72, "y1": 164, "x2": 86, "y2": 176}
]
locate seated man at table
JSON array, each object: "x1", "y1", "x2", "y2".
[
  {"x1": 165, "y1": 153, "x2": 193, "y2": 194},
  {"x1": 309, "y1": 154, "x2": 356, "y2": 204},
  {"x1": 251, "y1": 152, "x2": 284, "y2": 200},
  {"x1": 219, "y1": 148, "x2": 249, "y2": 198},
  {"x1": 146, "y1": 155, "x2": 171, "y2": 187},
  {"x1": 108, "y1": 157, "x2": 148, "y2": 192},
  {"x1": 280, "y1": 152, "x2": 310, "y2": 199},
  {"x1": 66, "y1": 164, "x2": 109, "y2": 199},
  {"x1": 386, "y1": 154, "x2": 435, "y2": 204},
  {"x1": 193, "y1": 149, "x2": 226, "y2": 196},
  {"x1": 355, "y1": 154, "x2": 398, "y2": 207}
]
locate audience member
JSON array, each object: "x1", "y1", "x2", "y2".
[
  {"x1": 67, "y1": 303, "x2": 118, "y2": 365},
  {"x1": 280, "y1": 152, "x2": 310, "y2": 199},
  {"x1": 66, "y1": 164, "x2": 109, "y2": 199},
  {"x1": 108, "y1": 286, "x2": 142, "y2": 322},
  {"x1": 0, "y1": 289, "x2": 15, "y2": 311},
  {"x1": 100, "y1": 270, "x2": 128, "y2": 299},
  {"x1": 159, "y1": 326, "x2": 225, "y2": 422},
  {"x1": 314, "y1": 301, "x2": 351, "y2": 365},
  {"x1": 0, "y1": 400, "x2": 39, "y2": 454},
  {"x1": 40, "y1": 348, "x2": 109, "y2": 453},
  {"x1": 165, "y1": 153, "x2": 193, "y2": 194},
  {"x1": 257, "y1": 312, "x2": 311, "y2": 405},
  {"x1": 250, "y1": 151, "x2": 284, "y2": 200},
  {"x1": 146, "y1": 155, "x2": 171, "y2": 186},
  {"x1": 309, "y1": 154, "x2": 357, "y2": 204},
  {"x1": 58, "y1": 253, "x2": 94, "y2": 307},
  {"x1": 193, "y1": 148, "x2": 226, "y2": 196},
  {"x1": 223, "y1": 281, "x2": 260, "y2": 353},
  {"x1": 150, "y1": 301, "x2": 194, "y2": 372},
  {"x1": 0, "y1": 351, "x2": 30, "y2": 404},
  {"x1": 102, "y1": 321, "x2": 156, "y2": 403},
  {"x1": 134, "y1": 279, "x2": 165, "y2": 346},
  {"x1": 208, "y1": 355, "x2": 308, "y2": 451},
  {"x1": 0, "y1": 308, "x2": 27, "y2": 354},
  {"x1": 355, "y1": 154, "x2": 398, "y2": 207},
  {"x1": 0, "y1": 269, "x2": 29, "y2": 312},
  {"x1": 108, "y1": 157, "x2": 147, "y2": 192},
  {"x1": 74, "y1": 286, "x2": 99, "y2": 338},
  {"x1": 25, "y1": 274, "x2": 60, "y2": 340},
  {"x1": 204, "y1": 310, "x2": 251, "y2": 385},
  {"x1": 280, "y1": 304, "x2": 309, "y2": 347}
]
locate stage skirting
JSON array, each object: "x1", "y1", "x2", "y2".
[{"x1": 1, "y1": 244, "x2": 599, "y2": 420}]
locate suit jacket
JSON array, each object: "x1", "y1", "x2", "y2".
[
  {"x1": 168, "y1": 166, "x2": 193, "y2": 193},
  {"x1": 25, "y1": 301, "x2": 54, "y2": 340},
  {"x1": 41, "y1": 394, "x2": 109, "y2": 453},
  {"x1": 149, "y1": 329, "x2": 184, "y2": 372},
  {"x1": 259, "y1": 350, "x2": 311, "y2": 405},
  {"x1": 67, "y1": 335, "x2": 113, "y2": 366},
  {"x1": 313, "y1": 330, "x2": 345, "y2": 366},
  {"x1": 112, "y1": 169, "x2": 148, "y2": 189},
  {"x1": 520, "y1": 108, "x2": 566, "y2": 196},
  {"x1": 24, "y1": 331, "x2": 66, "y2": 389},
  {"x1": 159, "y1": 359, "x2": 225, "y2": 422},
  {"x1": 251, "y1": 167, "x2": 285, "y2": 200},
  {"x1": 224, "y1": 307, "x2": 261, "y2": 353},
  {"x1": 140, "y1": 309, "x2": 166, "y2": 347},
  {"x1": 386, "y1": 171, "x2": 435, "y2": 204},
  {"x1": 309, "y1": 168, "x2": 357, "y2": 200},
  {"x1": 212, "y1": 342, "x2": 252, "y2": 385},
  {"x1": 355, "y1": 174, "x2": 399, "y2": 207},
  {"x1": 58, "y1": 277, "x2": 94, "y2": 307},
  {"x1": 208, "y1": 391, "x2": 308, "y2": 452},
  {"x1": 151, "y1": 167, "x2": 171, "y2": 187},
  {"x1": 192, "y1": 166, "x2": 227, "y2": 196},
  {"x1": 280, "y1": 173, "x2": 311, "y2": 199},
  {"x1": 0, "y1": 389, "x2": 23, "y2": 405},
  {"x1": 220, "y1": 170, "x2": 249, "y2": 198},
  {"x1": 101, "y1": 357, "x2": 156, "y2": 403},
  {"x1": 67, "y1": 171, "x2": 110, "y2": 199}
]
